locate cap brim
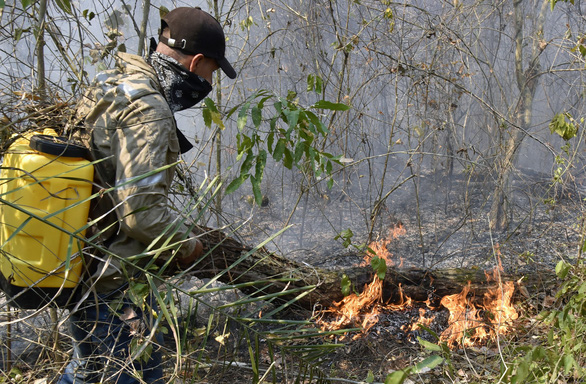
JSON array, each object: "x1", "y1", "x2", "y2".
[{"x1": 218, "y1": 57, "x2": 237, "y2": 79}]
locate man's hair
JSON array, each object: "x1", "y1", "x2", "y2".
[{"x1": 158, "y1": 27, "x2": 194, "y2": 62}]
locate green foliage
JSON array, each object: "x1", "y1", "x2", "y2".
[
  {"x1": 500, "y1": 260, "x2": 586, "y2": 383},
  {"x1": 240, "y1": 15, "x2": 255, "y2": 31},
  {"x1": 371, "y1": 256, "x2": 387, "y2": 280},
  {"x1": 307, "y1": 74, "x2": 323, "y2": 93},
  {"x1": 335, "y1": 228, "x2": 354, "y2": 248},
  {"x1": 212, "y1": 90, "x2": 348, "y2": 206},
  {"x1": 202, "y1": 97, "x2": 225, "y2": 130},
  {"x1": 340, "y1": 273, "x2": 352, "y2": 296},
  {"x1": 383, "y1": 326, "x2": 455, "y2": 383},
  {"x1": 54, "y1": 0, "x2": 72, "y2": 14},
  {"x1": 20, "y1": 0, "x2": 31, "y2": 10},
  {"x1": 384, "y1": 354, "x2": 444, "y2": 384},
  {"x1": 549, "y1": 112, "x2": 577, "y2": 141},
  {"x1": 550, "y1": 0, "x2": 574, "y2": 10},
  {"x1": 82, "y1": 9, "x2": 96, "y2": 21},
  {"x1": 0, "y1": 367, "x2": 24, "y2": 383}
]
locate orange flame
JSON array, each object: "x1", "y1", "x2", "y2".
[
  {"x1": 439, "y1": 282, "x2": 487, "y2": 347},
  {"x1": 319, "y1": 276, "x2": 384, "y2": 334},
  {"x1": 362, "y1": 224, "x2": 405, "y2": 267},
  {"x1": 318, "y1": 226, "x2": 407, "y2": 335},
  {"x1": 439, "y1": 265, "x2": 518, "y2": 347},
  {"x1": 403, "y1": 307, "x2": 434, "y2": 333},
  {"x1": 318, "y1": 230, "x2": 519, "y2": 349}
]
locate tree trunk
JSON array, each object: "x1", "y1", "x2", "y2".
[
  {"x1": 489, "y1": 0, "x2": 548, "y2": 231},
  {"x1": 192, "y1": 227, "x2": 556, "y2": 309}
]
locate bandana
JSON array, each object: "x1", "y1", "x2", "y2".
[
  {"x1": 148, "y1": 51, "x2": 212, "y2": 113},
  {"x1": 148, "y1": 50, "x2": 212, "y2": 153}
]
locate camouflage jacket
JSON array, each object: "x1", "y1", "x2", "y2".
[{"x1": 74, "y1": 52, "x2": 198, "y2": 294}]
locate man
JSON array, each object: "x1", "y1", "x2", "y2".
[{"x1": 58, "y1": 7, "x2": 236, "y2": 383}]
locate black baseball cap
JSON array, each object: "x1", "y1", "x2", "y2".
[{"x1": 159, "y1": 7, "x2": 237, "y2": 79}]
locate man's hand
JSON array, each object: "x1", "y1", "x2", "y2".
[{"x1": 177, "y1": 238, "x2": 203, "y2": 270}]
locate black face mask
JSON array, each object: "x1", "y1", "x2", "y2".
[{"x1": 148, "y1": 51, "x2": 212, "y2": 113}]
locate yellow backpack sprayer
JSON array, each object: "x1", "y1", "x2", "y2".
[{"x1": 0, "y1": 131, "x2": 94, "y2": 309}]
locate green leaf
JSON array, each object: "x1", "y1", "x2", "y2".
[
  {"x1": 294, "y1": 141, "x2": 305, "y2": 164},
  {"x1": 0, "y1": 0, "x2": 4, "y2": 9},
  {"x1": 20, "y1": 0, "x2": 32, "y2": 10},
  {"x1": 315, "y1": 76, "x2": 323, "y2": 93},
  {"x1": 513, "y1": 360, "x2": 529, "y2": 383},
  {"x1": 413, "y1": 355, "x2": 443, "y2": 373},
  {"x1": 283, "y1": 147, "x2": 293, "y2": 169},
  {"x1": 257, "y1": 94, "x2": 272, "y2": 109},
  {"x1": 417, "y1": 337, "x2": 442, "y2": 352},
  {"x1": 240, "y1": 150, "x2": 255, "y2": 174},
  {"x1": 305, "y1": 110, "x2": 328, "y2": 136},
  {"x1": 55, "y1": 0, "x2": 73, "y2": 14},
  {"x1": 326, "y1": 160, "x2": 333, "y2": 175},
  {"x1": 202, "y1": 107, "x2": 212, "y2": 128},
  {"x1": 549, "y1": 113, "x2": 577, "y2": 141},
  {"x1": 82, "y1": 9, "x2": 96, "y2": 21},
  {"x1": 267, "y1": 131, "x2": 275, "y2": 153},
  {"x1": 251, "y1": 176, "x2": 262, "y2": 205},
  {"x1": 365, "y1": 370, "x2": 375, "y2": 383},
  {"x1": 284, "y1": 109, "x2": 300, "y2": 134},
  {"x1": 273, "y1": 139, "x2": 286, "y2": 162},
  {"x1": 237, "y1": 114, "x2": 248, "y2": 131},
  {"x1": 371, "y1": 256, "x2": 387, "y2": 280},
  {"x1": 204, "y1": 97, "x2": 218, "y2": 112},
  {"x1": 14, "y1": 28, "x2": 30, "y2": 41},
  {"x1": 312, "y1": 100, "x2": 350, "y2": 111},
  {"x1": 562, "y1": 354, "x2": 576, "y2": 374},
  {"x1": 384, "y1": 370, "x2": 407, "y2": 384},
  {"x1": 555, "y1": 260, "x2": 571, "y2": 279},
  {"x1": 298, "y1": 125, "x2": 314, "y2": 142},
  {"x1": 274, "y1": 101, "x2": 282, "y2": 115},
  {"x1": 341, "y1": 274, "x2": 352, "y2": 297},
  {"x1": 254, "y1": 150, "x2": 267, "y2": 182},
  {"x1": 252, "y1": 106, "x2": 262, "y2": 128},
  {"x1": 159, "y1": 6, "x2": 170, "y2": 18},
  {"x1": 335, "y1": 228, "x2": 354, "y2": 247},
  {"x1": 203, "y1": 98, "x2": 225, "y2": 129},
  {"x1": 307, "y1": 74, "x2": 315, "y2": 92},
  {"x1": 238, "y1": 102, "x2": 251, "y2": 131},
  {"x1": 236, "y1": 134, "x2": 252, "y2": 158},
  {"x1": 225, "y1": 174, "x2": 249, "y2": 195}
]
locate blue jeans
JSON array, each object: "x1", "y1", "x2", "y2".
[{"x1": 57, "y1": 296, "x2": 164, "y2": 384}]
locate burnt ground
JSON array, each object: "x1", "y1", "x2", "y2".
[{"x1": 216, "y1": 168, "x2": 584, "y2": 383}]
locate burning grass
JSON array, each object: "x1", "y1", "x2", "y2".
[{"x1": 317, "y1": 227, "x2": 520, "y2": 350}]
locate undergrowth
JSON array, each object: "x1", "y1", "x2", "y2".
[{"x1": 384, "y1": 257, "x2": 586, "y2": 384}]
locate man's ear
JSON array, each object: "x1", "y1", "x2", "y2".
[{"x1": 189, "y1": 54, "x2": 205, "y2": 73}]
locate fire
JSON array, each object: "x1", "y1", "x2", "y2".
[
  {"x1": 318, "y1": 225, "x2": 409, "y2": 336},
  {"x1": 439, "y1": 266, "x2": 519, "y2": 348},
  {"x1": 439, "y1": 283, "x2": 487, "y2": 347},
  {"x1": 403, "y1": 308, "x2": 434, "y2": 333},
  {"x1": 362, "y1": 224, "x2": 406, "y2": 267},
  {"x1": 318, "y1": 228, "x2": 519, "y2": 349},
  {"x1": 319, "y1": 275, "x2": 384, "y2": 335}
]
